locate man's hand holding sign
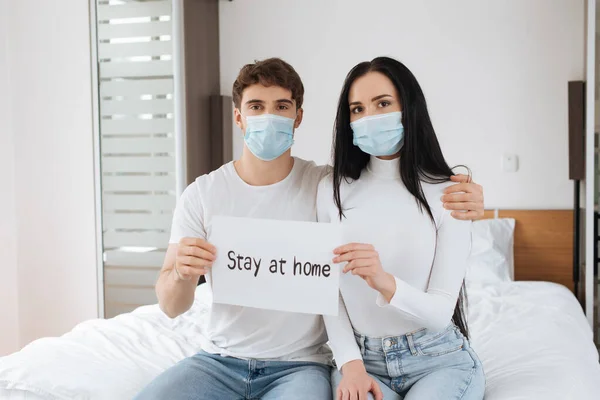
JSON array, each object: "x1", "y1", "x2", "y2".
[{"x1": 173, "y1": 238, "x2": 216, "y2": 281}]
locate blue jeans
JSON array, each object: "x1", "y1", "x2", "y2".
[
  {"x1": 134, "y1": 351, "x2": 332, "y2": 400},
  {"x1": 332, "y1": 325, "x2": 485, "y2": 400}
]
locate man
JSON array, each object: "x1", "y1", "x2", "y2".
[{"x1": 134, "y1": 58, "x2": 484, "y2": 400}]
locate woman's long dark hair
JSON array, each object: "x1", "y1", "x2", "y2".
[{"x1": 332, "y1": 56, "x2": 469, "y2": 338}]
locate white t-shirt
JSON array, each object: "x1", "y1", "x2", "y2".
[
  {"x1": 317, "y1": 156, "x2": 471, "y2": 367},
  {"x1": 169, "y1": 157, "x2": 335, "y2": 363}
]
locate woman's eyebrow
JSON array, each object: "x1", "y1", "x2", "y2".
[
  {"x1": 371, "y1": 94, "x2": 393, "y2": 102},
  {"x1": 349, "y1": 94, "x2": 393, "y2": 106}
]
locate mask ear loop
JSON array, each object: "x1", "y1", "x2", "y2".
[{"x1": 452, "y1": 165, "x2": 472, "y2": 183}]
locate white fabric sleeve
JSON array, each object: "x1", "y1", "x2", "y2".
[
  {"x1": 317, "y1": 174, "x2": 362, "y2": 370},
  {"x1": 324, "y1": 295, "x2": 363, "y2": 370},
  {"x1": 316, "y1": 174, "x2": 333, "y2": 223},
  {"x1": 168, "y1": 182, "x2": 206, "y2": 244},
  {"x1": 376, "y1": 210, "x2": 472, "y2": 332}
]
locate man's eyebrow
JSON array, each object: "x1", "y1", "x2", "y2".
[
  {"x1": 245, "y1": 99, "x2": 265, "y2": 105},
  {"x1": 276, "y1": 99, "x2": 294, "y2": 105}
]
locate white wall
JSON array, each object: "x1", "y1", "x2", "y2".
[
  {"x1": 0, "y1": 0, "x2": 19, "y2": 356},
  {"x1": 219, "y1": 0, "x2": 584, "y2": 209},
  {"x1": 6, "y1": 0, "x2": 98, "y2": 347}
]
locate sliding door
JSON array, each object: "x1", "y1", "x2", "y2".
[
  {"x1": 90, "y1": 0, "x2": 228, "y2": 318},
  {"x1": 92, "y1": 0, "x2": 178, "y2": 318}
]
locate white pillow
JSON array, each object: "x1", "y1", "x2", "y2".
[{"x1": 466, "y1": 218, "x2": 515, "y2": 284}]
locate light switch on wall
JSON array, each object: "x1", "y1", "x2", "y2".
[{"x1": 502, "y1": 153, "x2": 519, "y2": 172}]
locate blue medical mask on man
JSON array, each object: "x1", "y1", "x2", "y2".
[
  {"x1": 350, "y1": 111, "x2": 404, "y2": 156},
  {"x1": 243, "y1": 114, "x2": 296, "y2": 161}
]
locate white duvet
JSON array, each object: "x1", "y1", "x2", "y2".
[{"x1": 0, "y1": 281, "x2": 599, "y2": 400}]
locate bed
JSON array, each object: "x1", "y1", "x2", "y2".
[{"x1": 0, "y1": 210, "x2": 599, "y2": 399}]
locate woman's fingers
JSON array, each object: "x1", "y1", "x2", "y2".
[
  {"x1": 343, "y1": 259, "x2": 372, "y2": 273},
  {"x1": 334, "y1": 243, "x2": 374, "y2": 255},
  {"x1": 341, "y1": 389, "x2": 350, "y2": 400},
  {"x1": 333, "y1": 250, "x2": 377, "y2": 263},
  {"x1": 371, "y1": 380, "x2": 384, "y2": 400},
  {"x1": 350, "y1": 266, "x2": 372, "y2": 278}
]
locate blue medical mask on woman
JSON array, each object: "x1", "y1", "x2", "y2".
[
  {"x1": 243, "y1": 114, "x2": 295, "y2": 161},
  {"x1": 350, "y1": 111, "x2": 404, "y2": 156}
]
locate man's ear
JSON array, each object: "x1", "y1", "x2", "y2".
[
  {"x1": 294, "y1": 108, "x2": 304, "y2": 129},
  {"x1": 234, "y1": 108, "x2": 244, "y2": 132}
]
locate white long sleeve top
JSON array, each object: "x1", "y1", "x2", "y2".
[{"x1": 317, "y1": 156, "x2": 471, "y2": 368}]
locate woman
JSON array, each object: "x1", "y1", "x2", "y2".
[{"x1": 318, "y1": 57, "x2": 485, "y2": 400}]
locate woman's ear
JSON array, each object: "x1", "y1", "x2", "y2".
[{"x1": 294, "y1": 108, "x2": 304, "y2": 129}]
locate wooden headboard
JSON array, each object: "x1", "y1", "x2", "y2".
[{"x1": 481, "y1": 210, "x2": 574, "y2": 291}]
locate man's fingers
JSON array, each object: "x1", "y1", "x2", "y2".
[
  {"x1": 181, "y1": 255, "x2": 213, "y2": 267},
  {"x1": 334, "y1": 243, "x2": 375, "y2": 255},
  {"x1": 441, "y1": 193, "x2": 477, "y2": 203},
  {"x1": 450, "y1": 174, "x2": 471, "y2": 183},
  {"x1": 349, "y1": 389, "x2": 358, "y2": 400},
  {"x1": 443, "y1": 202, "x2": 479, "y2": 212},
  {"x1": 179, "y1": 237, "x2": 217, "y2": 254},
  {"x1": 444, "y1": 182, "x2": 482, "y2": 195},
  {"x1": 333, "y1": 250, "x2": 377, "y2": 263},
  {"x1": 180, "y1": 245, "x2": 216, "y2": 261},
  {"x1": 177, "y1": 265, "x2": 208, "y2": 277}
]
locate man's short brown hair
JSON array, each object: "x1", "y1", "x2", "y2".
[{"x1": 232, "y1": 58, "x2": 304, "y2": 110}]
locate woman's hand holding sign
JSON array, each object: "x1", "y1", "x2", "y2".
[
  {"x1": 333, "y1": 243, "x2": 396, "y2": 302},
  {"x1": 174, "y1": 238, "x2": 217, "y2": 281}
]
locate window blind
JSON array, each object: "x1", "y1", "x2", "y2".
[{"x1": 95, "y1": 0, "x2": 176, "y2": 318}]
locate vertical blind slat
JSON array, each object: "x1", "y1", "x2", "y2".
[
  {"x1": 101, "y1": 137, "x2": 175, "y2": 154},
  {"x1": 101, "y1": 156, "x2": 175, "y2": 173},
  {"x1": 100, "y1": 60, "x2": 173, "y2": 79},
  {"x1": 98, "y1": 21, "x2": 172, "y2": 40},
  {"x1": 101, "y1": 118, "x2": 173, "y2": 135},
  {"x1": 103, "y1": 213, "x2": 173, "y2": 230},
  {"x1": 100, "y1": 78, "x2": 173, "y2": 97},
  {"x1": 99, "y1": 40, "x2": 172, "y2": 59},
  {"x1": 102, "y1": 175, "x2": 175, "y2": 192},
  {"x1": 97, "y1": 1, "x2": 171, "y2": 20},
  {"x1": 102, "y1": 194, "x2": 175, "y2": 211},
  {"x1": 101, "y1": 99, "x2": 174, "y2": 115},
  {"x1": 104, "y1": 250, "x2": 166, "y2": 267},
  {"x1": 103, "y1": 231, "x2": 171, "y2": 248}
]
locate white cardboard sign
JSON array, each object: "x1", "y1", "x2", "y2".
[{"x1": 209, "y1": 216, "x2": 343, "y2": 316}]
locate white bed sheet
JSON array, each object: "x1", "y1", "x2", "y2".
[
  {"x1": 468, "y1": 281, "x2": 600, "y2": 399},
  {"x1": 0, "y1": 282, "x2": 598, "y2": 400}
]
